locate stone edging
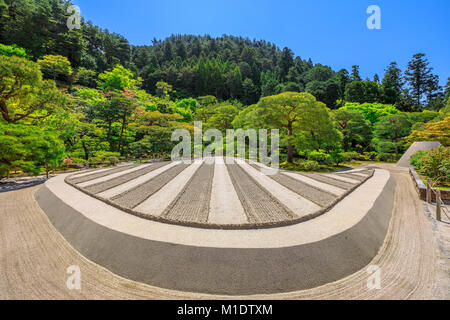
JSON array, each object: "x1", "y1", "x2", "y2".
[{"x1": 409, "y1": 167, "x2": 450, "y2": 201}]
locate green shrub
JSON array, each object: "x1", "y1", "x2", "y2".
[
  {"x1": 356, "y1": 153, "x2": 370, "y2": 161},
  {"x1": 410, "y1": 150, "x2": 427, "y2": 168},
  {"x1": 298, "y1": 160, "x2": 320, "y2": 171},
  {"x1": 307, "y1": 150, "x2": 331, "y2": 164},
  {"x1": 376, "y1": 153, "x2": 397, "y2": 162},
  {"x1": 415, "y1": 147, "x2": 450, "y2": 185},
  {"x1": 341, "y1": 151, "x2": 359, "y2": 161},
  {"x1": 91, "y1": 151, "x2": 120, "y2": 166},
  {"x1": 280, "y1": 160, "x2": 319, "y2": 172},
  {"x1": 330, "y1": 151, "x2": 350, "y2": 165},
  {"x1": 70, "y1": 158, "x2": 86, "y2": 165},
  {"x1": 0, "y1": 44, "x2": 28, "y2": 59},
  {"x1": 363, "y1": 151, "x2": 378, "y2": 161}
]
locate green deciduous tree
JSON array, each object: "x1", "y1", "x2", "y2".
[
  {"x1": 74, "y1": 67, "x2": 97, "y2": 87},
  {"x1": 0, "y1": 123, "x2": 65, "y2": 178},
  {"x1": 255, "y1": 92, "x2": 339, "y2": 163},
  {"x1": 0, "y1": 43, "x2": 28, "y2": 58},
  {"x1": 340, "y1": 102, "x2": 399, "y2": 125},
  {"x1": 373, "y1": 113, "x2": 412, "y2": 157},
  {"x1": 332, "y1": 109, "x2": 371, "y2": 152},
  {"x1": 37, "y1": 54, "x2": 73, "y2": 81},
  {"x1": 0, "y1": 55, "x2": 66, "y2": 123},
  {"x1": 98, "y1": 64, "x2": 141, "y2": 92}
]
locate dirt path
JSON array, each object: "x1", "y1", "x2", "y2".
[{"x1": 0, "y1": 165, "x2": 448, "y2": 299}]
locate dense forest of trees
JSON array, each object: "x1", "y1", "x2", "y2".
[
  {"x1": 0, "y1": 0, "x2": 449, "y2": 180},
  {"x1": 1, "y1": 0, "x2": 447, "y2": 110}
]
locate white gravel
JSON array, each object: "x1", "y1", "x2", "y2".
[{"x1": 208, "y1": 157, "x2": 248, "y2": 225}]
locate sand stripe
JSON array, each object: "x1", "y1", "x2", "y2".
[
  {"x1": 323, "y1": 173, "x2": 360, "y2": 184},
  {"x1": 85, "y1": 162, "x2": 170, "y2": 194},
  {"x1": 70, "y1": 165, "x2": 135, "y2": 184},
  {"x1": 301, "y1": 173, "x2": 354, "y2": 190},
  {"x1": 281, "y1": 171, "x2": 346, "y2": 197},
  {"x1": 111, "y1": 163, "x2": 190, "y2": 209},
  {"x1": 236, "y1": 160, "x2": 321, "y2": 217},
  {"x1": 163, "y1": 161, "x2": 215, "y2": 223},
  {"x1": 134, "y1": 160, "x2": 204, "y2": 216},
  {"x1": 78, "y1": 164, "x2": 153, "y2": 188},
  {"x1": 226, "y1": 161, "x2": 294, "y2": 223},
  {"x1": 97, "y1": 162, "x2": 179, "y2": 199},
  {"x1": 208, "y1": 157, "x2": 247, "y2": 225},
  {"x1": 69, "y1": 167, "x2": 116, "y2": 179},
  {"x1": 335, "y1": 172, "x2": 366, "y2": 181},
  {"x1": 344, "y1": 168, "x2": 367, "y2": 174},
  {"x1": 345, "y1": 172, "x2": 369, "y2": 177},
  {"x1": 249, "y1": 161, "x2": 346, "y2": 196}
]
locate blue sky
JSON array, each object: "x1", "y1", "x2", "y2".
[{"x1": 72, "y1": 0, "x2": 450, "y2": 86}]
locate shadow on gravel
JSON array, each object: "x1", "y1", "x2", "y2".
[{"x1": 0, "y1": 177, "x2": 51, "y2": 193}]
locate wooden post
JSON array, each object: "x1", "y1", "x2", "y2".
[
  {"x1": 426, "y1": 178, "x2": 432, "y2": 203},
  {"x1": 436, "y1": 190, "x2": 441, "y2": 222}
]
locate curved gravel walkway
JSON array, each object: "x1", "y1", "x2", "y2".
[{"x1": 0, "y1": 164, "x2": 448, "y2": 299}]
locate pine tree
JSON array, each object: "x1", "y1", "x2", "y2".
[
  {"x1": 382, "y1": 62, "x2": 403, "y2": 92},
  {"x1": 373, "y1": 74, "x2": 380, "y2": 83},
  {"x1": 404, "y1": 53, "x2": 439, "y2": 109},
  {"x1": 350, "y1": 65, "x2": 361, "y2": 81},
  {"x1": 279, "y1": 47, "x2": 294, "y2": 81}
]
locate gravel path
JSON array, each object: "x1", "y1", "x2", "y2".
[
  {"x1": 85, "y1": 162, "x2": 169, "y2": 194},
  {"x1": 0, "y1": 164, "x2": 448, "y2": 299},
  {"x1": 162, "y1": 162, "x2": 214, "y2": 223},
  {"x1": 249, "y1": 164, "x2": 337, "y2": 207},
  {"x1": 226, "y1": 163, "x2": 295, "y2": 223},
  {"x1": 112, "y1": 164, "x2": 190, "y2": 209},
  {"x1": 68, "y1": 165, "x2": 135, "y2": 184},
  {"x1": 302, "y1": 173, "x2": 355, "y2": 190}
]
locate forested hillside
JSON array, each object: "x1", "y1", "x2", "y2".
[{"x1": 0, "y1": 0, "x2": 449, "y2": 183}]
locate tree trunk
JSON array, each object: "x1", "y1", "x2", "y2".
[
  {"x1": 287, "y1": 123, "x2": 294, "y2": 163},
  {"x1": 118, "y1": 116, "x2": 126, "y2": 153},
  {"x1": 107, "y1": 120, "x2": 112, "y2": 145},
  {"x1": 82, "y1": 141, "x2": 89, "y2": 162}
]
